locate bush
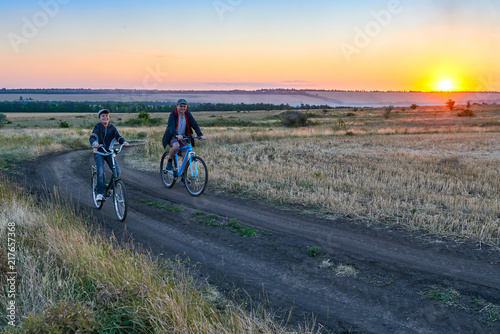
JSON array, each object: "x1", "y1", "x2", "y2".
[
  {"x1": 457, "y1": 109, "x2": 475, "y2": 117},
  {"x1": 410, "y1": 104, "x2": 418, "y2": 110},
  {"x1": 122, "y1": 111, "x2": 162, "y2": 127},
  {"x1": 0, "y1": 113, "x2": 6, "y2": 127},
  {"x1": 59, "y1": 120, "x2": 70, "y2": 128},
  {"x1": 280, "y1": 110, "x2": 309, "y2": 127}
]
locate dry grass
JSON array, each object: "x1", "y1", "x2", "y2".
[
  {"x1": 132, "y1": 106, "x2": 500, "y2": 247},
  {"x1": 334, "y1": 265, "x2": 359, "y2": 278}
]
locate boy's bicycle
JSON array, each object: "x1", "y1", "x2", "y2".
[
  {"x1": 91, "y1": 143, "x2": 128, "y2": 221},
  {"x1": 160, "y1": 135, "x2": 208, "y2": 196}
]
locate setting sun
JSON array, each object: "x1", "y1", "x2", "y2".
[{"x1": 437, "y1": 79, "x2": 453, "y2": 91}]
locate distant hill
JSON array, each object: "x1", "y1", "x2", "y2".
[{"x1": 1, "y1": 88, "x2": 499, "y2": 107}]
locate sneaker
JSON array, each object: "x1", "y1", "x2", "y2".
[
  {"x1": 166, "y1": 160, "x2": 173, "y2": 170},
  {"x1": 96, "y1": 194, "x2": 104, "y2": 202}
]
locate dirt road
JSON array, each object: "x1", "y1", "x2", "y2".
[{"x1": 18, "y1": 148, "x2": 500, "y2": 333}]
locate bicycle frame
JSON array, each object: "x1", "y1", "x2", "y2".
[
  {"x1": 160, "y1": 135, "x2": 207, "y2": 196},
  {"x1": 173, "y1": 143, "x2": 197, "y2": 178},
  {"x1": 92, "y1": 143, "x2": 128, "y2": 221},
  {"x1": 93, "y1": 144, "x2": 123, "y2": 197}
]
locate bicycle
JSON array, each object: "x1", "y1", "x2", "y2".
[
  {"x1": 160, "y1": 135, "x2": 208, "y2": 196},
  {"x1": 91, "y1": 143, "x2": 128, "y2": 221}
]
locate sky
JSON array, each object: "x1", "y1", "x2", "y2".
[{"x1": 1, "y1": 0, "x2": 499, "y2": 92}]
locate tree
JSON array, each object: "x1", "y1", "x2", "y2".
[
  {"x1": 445, "y1": 99, "x2": 455, "y2": 111},
  {"x1": 383, "y1": 105, "x2": 394, "y2": 119}
]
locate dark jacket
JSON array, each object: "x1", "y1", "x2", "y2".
[
  {"x1": 162, "y1": 108, "x2": 203, "y2": 148},
  {"x1": 89, "y1": 123, "x2": 125, "y2": 153}
]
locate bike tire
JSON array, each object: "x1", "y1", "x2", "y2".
[
  {"x1": 91, "y1": 166, "x2": 103, "y2": 209},
  {"x1": 160, "y1": 151, "x2": 176, "y2": 188},
  {"x1": 113, "y1": 180, "x2": 128, "y2": 222},
  {"x1": 184, "y1": 156, "x2": 208, "y2": 196}
]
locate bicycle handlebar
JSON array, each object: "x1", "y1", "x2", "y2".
[
  {"x1": 92, "y1": 143, "x2": 126, "y2": 156},
  {"x1": 181, "y1": 135, "x2": 203, "y2": 142}
]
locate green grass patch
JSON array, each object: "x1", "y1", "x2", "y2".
[
  {"x1": 191, "y1": 210, "x2": 262, "y2": 236},
  {"x1": 422, "y1": 285, "x2": 500, "y2": 324},
  {"x1": 423, "y1": 285, "x2": 461, "y2": 306},
  {"x1": 140, "y1": 200, "x2": 183, "y2": 212}
]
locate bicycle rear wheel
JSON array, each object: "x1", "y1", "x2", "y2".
[
  {"x1": 184, "y1": 156, "x2": 208, "y2": 196},
  {"x1": 91, "y1": 166, "x2": 103, "y2": 209},
  {"x1": 113, "y1": 180, "x2": 128, "y2": 222},
  {"x1": 160, "y1": 151, "x2": 176, "y2": 188}
]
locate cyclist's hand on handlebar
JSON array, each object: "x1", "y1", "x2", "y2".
[
  {"x1": 176, "y1": 135, "x2": 184, "y2": 141},
  {"x1": 123, "y1": 141, "x2": 130, "y2": 147},
  {"x1": 199, "y1": 135, "x2": 205, "y2": 140},
  {"x1": 92, "y1": 142, "x2": 100, "y2": 149}
]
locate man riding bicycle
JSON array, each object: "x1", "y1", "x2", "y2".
[
  {"x1": 162, "y1": 99, "x2": 205, "y2": 170},
  {"x1": 90, "y1": 109, "x2": 130, "y2": 202}
]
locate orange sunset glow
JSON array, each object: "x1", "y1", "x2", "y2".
[{"x1": 1, "y1": 1, "x2": 499, "y2": 92}]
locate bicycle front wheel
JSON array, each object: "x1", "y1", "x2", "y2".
[
  {"x1": 160, "y1": 151, "x2": 176, "y2": 188},
  {"x1": 113, "y1": 180, "x2": 128, "y2": 222},
  {"x1": 91, "y1": 166, "x2": 103, "y2": 209},
  {"x1": 184, "y1": 156, "x2": 208, "y2": 196}
]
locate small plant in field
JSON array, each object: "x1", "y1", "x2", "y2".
[
  {"x1": 410, "y1": 104, "x2": 418, "y2": 110},
  {"x1": 445, "y1": 99, "x2": 456, "y2": 111},
  {"x1": 383, "y1": 105, "x2": 394, "y2": 119},
  {"x1": 307, "y1": 246, "x2": 321, "y2": 257},
  {"x1": 466, "y1": 101, "x2": 472, "y2": 108},
  {"x1": 0, "y1": 113, "x2": 6, "y2": 127}
]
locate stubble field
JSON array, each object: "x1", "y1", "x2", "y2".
[{"x1": 2, "y1": 103, "x2": 500, "y2": 246}]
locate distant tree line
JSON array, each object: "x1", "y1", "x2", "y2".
[{"x1": 0, "y1": 101, "x2": 336, "y2": 114}]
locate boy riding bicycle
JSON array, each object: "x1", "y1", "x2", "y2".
[
  {"x1": 90, "y1": 109, "x2": 130, "y2": 202},
  {"x1": 162, "y1": 99, "x2": 205, "y2": 170}
]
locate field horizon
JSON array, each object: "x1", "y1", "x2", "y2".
[{"x1": 1, "y1": 88, "x2": 500, "y2": 108}]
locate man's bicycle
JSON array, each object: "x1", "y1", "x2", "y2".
[
  {"x1": 91, "y1": 143, "x2": 128, "y2": 221},
  {"x1": 160, "y1": 135, "x2": 208, "y2": 196}
]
